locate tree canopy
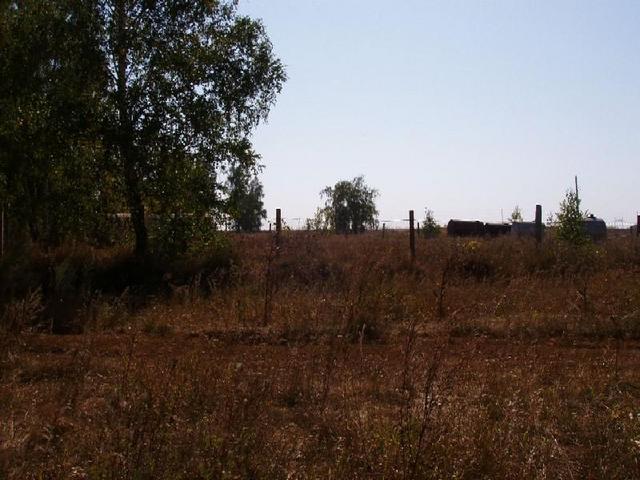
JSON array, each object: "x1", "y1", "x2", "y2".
[
  {"x1": 0, "y1": 0, "x2": 107, "y2": 244},
  {"x1": 318, "y1": 176, "x2": 378, "y2": 234},
  {"x1": 0, "y1": 0, "x2": 286, "y2": 254}
]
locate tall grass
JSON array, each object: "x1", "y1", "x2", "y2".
[{"x1": 1, "y1": 232, "x2": 640, "y2": 478}]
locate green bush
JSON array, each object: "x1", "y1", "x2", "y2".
[
  {"x1": 556, "y1": 190, "x2": 588, "y2": 246},
  {"x1": 421, "y1": 208, "x2": 441, "y2": 238}
]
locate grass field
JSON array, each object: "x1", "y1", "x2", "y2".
[{"x1": 2, "y1": 232, "x2": 640, "y2": 478}]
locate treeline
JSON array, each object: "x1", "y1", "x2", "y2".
[{"x1": 0, "y1": 0, "x2": 285, "y2": 256}]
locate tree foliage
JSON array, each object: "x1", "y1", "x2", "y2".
[
  {"x1": 556, "y1": 189, "x2": 588, "y2": 245},
  {"x1": 99, "y1": 0, "x2": 285, "y2": 254},
  {"x1": 0, "y1": 0, "x2": 108, "y2": 244},
  {"x1": 226, "y1": 151, "x2": 266, "y2": 232},
  {"x1": 319, "y1": 176, "x2": 378, "y2": 234},
  {"x1": 421, "y1": 208, "x2": 440, "y2": 238},
  {"x1": 0, "y1": 0, "x2": 286, "y2": 254},
  {"x1": 307, "y1": 207, "x2": 332, "y2": 232},
  {"x1": 510, "y1": 205, "x2": 523, "y2": 223}
]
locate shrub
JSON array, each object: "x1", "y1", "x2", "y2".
[
  {"x1": 556, "y1": 189, "x2": 588, "y2": 246},
  {"x1": 421, "y1": 208, "x2": 441, "y2": 238},
  {"x1": 0, "y1": 287, "x2": 44, "y2": 333}
]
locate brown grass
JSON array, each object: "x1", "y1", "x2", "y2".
[{"x1": 1, "y1": 232, "x2": 640, "y2": 478}]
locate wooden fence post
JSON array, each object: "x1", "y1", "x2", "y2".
[
  {"x1": 1, "y1": 206, "x2": 4, "y2": 257},
  {"x1": 637, "y1": 214, "x2": 639, "y2": 237},
  {"x1": 264, "y1": 209, "x2": 282, "y2": 325},
  {"x1": 409, "y1": 210, "x2": 416, "y2": 261},
  {"x1": 275, "y1": 208, "x2": 282, "y2": 249},
  {"x1": 382, "y1": 222, "x2": 386, "y2": 238},
  {"x1": 535, "y1": 205, "x2": 543, "y2": 244}
]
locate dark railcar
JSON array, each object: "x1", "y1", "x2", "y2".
[
  {"x1": 484, "y1": 223, "x2": 511, "y2": 236},
  {"x1": 583, "y1": 216, "x2": 607, "y2": 241},
  {"x1": 447, "y1": 220, "x2": 485, "y2": 237}
]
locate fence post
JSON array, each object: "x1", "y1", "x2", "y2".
[
  {"x1": 382, "y1": 222, "x2": 386, "y2": 238},
  {"x1": 1, "y1": 206, "x2": 4, "y2": 257},
  {"x1": 409, "y1": 210, "x2": 416, "y2": 261},
  {"x1": 637, "y1": 215, "x2": 640, "y2": 237},
  {"x1": 264, "y1": 209, "x2": 281, "y2": 325},
  {"x1": 275, "y1": 208, "x2": 282, "y2": 249},
  {"x1": 535, "y1": 205, "x2": 543, "y2": 244}
]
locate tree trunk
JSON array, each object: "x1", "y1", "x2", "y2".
[
  {"x1": 114, "y1": 0, "x2": 147, "y2": 256},
  {"x1": 123, "y1": 157, "x2": 147, "y2": 256}
]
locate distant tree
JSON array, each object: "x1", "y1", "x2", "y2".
[
  {"x1": 556, "y1": 189, "x2": 588, "y2": 245},
  {"x1": 421, "y1": 208, "x2": 440, "y2": 238},
  {"x1": 546, "y1": 213, "x2": 555, "y2": 227},
  {"x1": 307, "y1": 207, "x2": 332, "y2": 232},
  {"x1": 320, "y1": 176, "x2": 378, "y2": 234},
  {"x1": 226, "y1": 154, "x2": 266, "y2": 232},
  {"x1": 510, "y1": 205, "x2": 523, "y2": 223}
]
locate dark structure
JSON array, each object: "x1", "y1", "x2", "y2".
[
  {"x1": 447, "y1": 220, "x2": 485, "y2": 237},
  {"x1": 485, "y1": 223, "x2": 511, "y2": 236},
  {"x1": 511, "y1": 221, "x2": 546, "y2": 239},
  {"x1": 535, "y1": 204, "x2": 543, "y2": 243},
  {"x1": 582, "y1": 215, "x2": 607, "y2": 241}
]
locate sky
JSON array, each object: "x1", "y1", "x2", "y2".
[{"x1": 237, "y1": 0, "x2": 640, "y2": 228}]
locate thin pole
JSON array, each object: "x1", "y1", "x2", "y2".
[
  {"x1": 409, "y1": 210, "x2": 415, "y2": 261},
  {"x1": 275, "y1": 208, "x2": 282, "y2": 250}
]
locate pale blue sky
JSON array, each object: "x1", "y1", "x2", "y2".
[{"x1": 238, "y1": 0, "x2": 640, "y2": 227}]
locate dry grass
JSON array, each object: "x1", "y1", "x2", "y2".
[{"x1": 1, "y1": 232, "x2": 640, "y2": 478}]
